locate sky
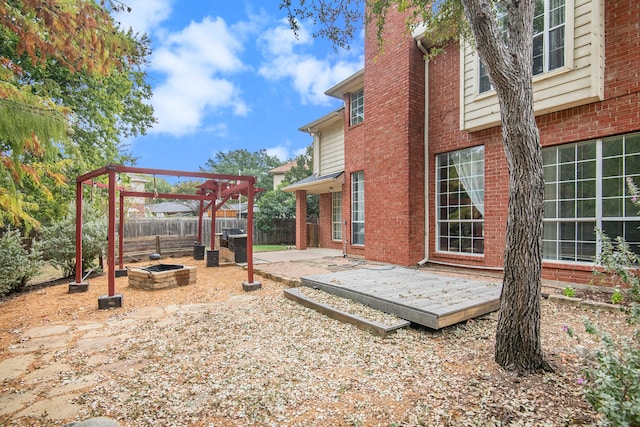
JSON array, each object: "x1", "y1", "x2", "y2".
[{"x1": 112, "y1": 0, "x2": 364, "y2": 177}]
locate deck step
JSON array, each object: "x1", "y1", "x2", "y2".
[{"x1": 284, "y1": 287, "x2": 410, "y2": 336}]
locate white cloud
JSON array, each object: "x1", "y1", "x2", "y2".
[
  {"x1": 113, "y1": 0, "x2": 172, "y2": 35},
  {"x1": 293, "y1": 146, "x2": 308, "y2": 157},
  {"x1": 258, "y1": 20, "x2": 363, "y2": 106},
  {"x1": 149, "y1": 17, "x2": 250, "y2": 136},
  {"x1": 266, "y1": 145, "x2": 290, "y2": 161}
]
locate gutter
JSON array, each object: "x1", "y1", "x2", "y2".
[{"x1": 416, "y1": 39, "x2": 430, "y2": 266}]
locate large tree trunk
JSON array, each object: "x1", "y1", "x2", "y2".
[
  {"x1": 493, "y1": 77, "x2": 551, "y2": 374},
  {"x1": 461, "y1": 0, "x2": 552, "y2": 374}
]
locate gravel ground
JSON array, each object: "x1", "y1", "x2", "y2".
[{"x1": 0, "y1": 255, "x2": 634, "y2": 426}]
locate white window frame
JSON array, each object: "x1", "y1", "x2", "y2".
[
  {"x1": 436, "y1": 146, "x2": 485, "y2": 255},
  {"x1": 351, "y1": 171, "x2": 364, "y2": 246},
  {"x1": 332, "y1": 191, "x2": 342, "y2": 241},
  {"x1": 350, "y1": 89, "x2": 364, "y2": 126},
  {"x1": 543, "y1": 133, "x2": 640, "y2": 263},
  {"x1": 478, "y1": 0, "x2": 566, "y2": 94}
]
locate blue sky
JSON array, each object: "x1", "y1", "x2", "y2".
[{"x1": 112, "y1": 1, "x2": 364, "y2": 176}]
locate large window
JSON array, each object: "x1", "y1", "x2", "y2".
[
  {"x1": 351, "y1": 172, "x2": 364, "y2": 245},
  {"x1": 350, "y1": 89, "x2": 364, "y2": 126},
  {"x1": 437, "y1": 146, "x2": 485, "y2": 254},
  {"x1": 543, "y1": 133, "x2": 640, "y2": 262},
  {"x1": 332, "y1": 191, "x2": 342, "y2": 241},
  {"x1": 479, "y1": 0, "x2": 565, "y2": 93}
]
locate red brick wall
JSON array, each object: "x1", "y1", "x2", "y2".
[
  {"x1": 295, "y1": 190, "x2": 307, "y2": 250},
  {"x1": 341, "y1": 5, "x2": 426, "y2": 265},
  {"x1": 426, "y1": 0, "x2": 640, "y2": 284}
]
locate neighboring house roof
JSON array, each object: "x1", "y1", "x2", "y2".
[
  {"x1": 145, "y1": 201, "x2": 198, "y2": 215},
  {"x1": 268, "y1": 160, "x2": 297, "y2": 175},
  {"x1": 281, "y1": 171, "x2": 344, "y2": 195}
]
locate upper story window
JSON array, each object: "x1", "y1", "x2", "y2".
[
  {"x1": 479, "y1": 0, "x2": 566, "y2": 94},
  {"x1": 350, "y1": 89, "x2": 364, "y2": 126},
  {"x1": 533, "y1": 0, "x2": 565, "y2": 75}
]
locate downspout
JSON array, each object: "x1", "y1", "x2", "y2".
[{"x1": 416, "y1": 39, "x2": 430, "y2": 266}]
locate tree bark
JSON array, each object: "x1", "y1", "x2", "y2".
[{"x1": 461, "y1": 0, "x2": 552, "y2": 374}]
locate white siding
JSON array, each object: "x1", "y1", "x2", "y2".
[
  {"x1": 318, "y1": 120, "x2": 345, "y2": 175},
  {"x1": 459, "y1": 0, "x2": 604, "y2": 131}
]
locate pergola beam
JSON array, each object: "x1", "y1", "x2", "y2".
[{"x1": 73, "y1": 164, "x2": 261, "y2": 307}]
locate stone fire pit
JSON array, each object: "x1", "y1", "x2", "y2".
[{"x1": 128, "y1": 264, "x2": 197, "y2": 290}]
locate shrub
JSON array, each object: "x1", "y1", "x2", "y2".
[
  {"x1": 611, "y1": 288, "x2": 625, "y2": 305},
  {"x1": 561, "y1": 286, "x2": 576, "y2": 297},
  {"x1": 583, "y1": 313, "x2": 640, "y2": 426},
  {"x1": 582, "y1": 177, "x2": 640, "y2": 425},
  {"x1": 0, "y1": 228, "x2": 43, "y2": 296},
  {"x1": 255, "y1": 190, "x2": 296, "y2": 233},
  {"x1": 35, "y1": 202, "x2": 107, "y2": 277},
  {"x1": 595, "y1": 231, "x2": 640, "y2": 303}
]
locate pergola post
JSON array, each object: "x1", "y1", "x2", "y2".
[
  {"x1": 97, "y1": 166, "x2": 123, "y2": 308},
  {"x1": 116, "y1": 192, "x2": 127, "y2": 276},
  {"x1": 68, "y1": 180, "x2": 88, "y2": 293},
  {"x1": 197, "y1": 200, "x2": 204, "y2": 243},
  {"x1": 242, "y1": 176, "x2": 261, "y2": 291}
]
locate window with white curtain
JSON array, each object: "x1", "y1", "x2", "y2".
[{"x1": 436, "y1": 146, "x2": 485, "y2": 254}]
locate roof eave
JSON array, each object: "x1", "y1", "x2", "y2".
[
  {"x1": 282, "y1": 173, "x2": 344, "y2": 195},
  {"x1": 298, "y1": 108, "x2": 344, "y2": 134},
  {"x1": 324, "y1": 69, "x2": 364, "y2": 99}
]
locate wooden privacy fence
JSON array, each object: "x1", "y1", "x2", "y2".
[
  {"x1": 307, "y1": 223, "x2": 319, "y2": 247},
  {"x1": 117, "y1": 235, "x2": 199, "y2": 262},
  {"x1": 117, "y1": 218, "x2": 296, "y2": 247}
]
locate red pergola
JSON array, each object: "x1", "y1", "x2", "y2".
[{"x1": 74, "y1": 164, "x2": 261, "y2": 301}]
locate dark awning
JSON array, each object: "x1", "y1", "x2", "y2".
[{"x1": 281, "y1": 171, "x2": 344, "y2": 195}]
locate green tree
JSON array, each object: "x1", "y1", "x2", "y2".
[
  {"x1": 0, "y1": 0, "x2": 153, "y2": 229},
  {"x1": 283, "y1": 0, "x2": 552, "y2": 373},
  {"x1": 282, "y1": 145, "x2": 319, "y2": 219},
  {"x1": 256, "y1": 146, "x2": 319, "y2": 232},
  {"x1": 203, "y1": 149, "x2": 282, "y2": 191},
  {"x1": 144, "y1": 176, "x2": 174, "y2": 203},
  {"x1": 256, "y1": 189, "x2": 297, "y2": 233},
  {"x1": 283, "y1": 145, "x2": 313, "y2": 184}
]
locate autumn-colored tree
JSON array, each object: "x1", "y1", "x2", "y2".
[
  {"x1": 283, "y1": 0, "x2": 552, "y2": 374},
  {"x1": 0, "y1": 0, "x2": 152, "y2": 229}
]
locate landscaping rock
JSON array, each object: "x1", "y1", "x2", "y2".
[{"x1": 62, "y1": 417, "x2": 120, "y2": 427}]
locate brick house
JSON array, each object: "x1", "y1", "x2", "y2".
[{"x1": 284, "y1": 0, "x2": 640, "y2": 285}]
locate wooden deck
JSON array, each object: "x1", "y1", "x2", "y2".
[{"x1": 301, "y1": 266, "x2": 502, "y2": 330}]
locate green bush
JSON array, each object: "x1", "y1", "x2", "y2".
[
  {"x1": 255, "y1": 190, "x2": 296, "y2": 233},
  {"x1": 35, "y1": 202, "x2": 107, "y2": 278},
  {"x1": 582, "y1": 177, "x2": 640, "y2": 425},
  {"x1": 583, "y1": 313, "x2": 640, "y2": 426},
  {"x1": 0, "y1": 228, "x2": 43, "y2": 296}
]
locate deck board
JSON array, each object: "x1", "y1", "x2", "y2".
[{"x1": 301, "y1": 266, "x2": 501, "y2": 329}]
